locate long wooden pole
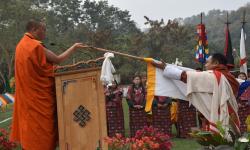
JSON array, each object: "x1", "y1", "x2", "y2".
[
  {"x1": 57, "y1": 46, "x2": 144, "y2": 70},
  {"x1": 56, "y1": 57, "x2": 105, "y2": 69},
  {"x1": 87, "y1": 46, "x2": 145, "y2": 61}
]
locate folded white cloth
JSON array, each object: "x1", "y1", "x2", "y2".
[{"x1": 100, "y1": 52, "x2": 116, "y2": 85}]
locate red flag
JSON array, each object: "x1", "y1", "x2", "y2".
[{"x1": 224, "y1": 25, "x2": 234, "y2": 69}]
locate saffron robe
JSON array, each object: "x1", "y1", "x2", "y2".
[{"x1": 10, "y1": 33, "x2": 58, "y2": 150}]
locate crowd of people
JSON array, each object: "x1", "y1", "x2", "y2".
[
  {"x1": 0, "y1": 18, "x2": 248, "y2": 149},
  {"x1": 103, "y1": 53, "x2": 250, "y2": 138}
]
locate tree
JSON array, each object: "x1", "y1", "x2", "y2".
[
  {"x1": 0, "y1": 0, "x2": 45, "y2": 92},
  {"x1": 143, "y1": 17, "x2": 196, "y2": 67}
]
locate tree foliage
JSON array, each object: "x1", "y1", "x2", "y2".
[{"x1": 0, "y1": 0, "x2": 249, "y2": 88}]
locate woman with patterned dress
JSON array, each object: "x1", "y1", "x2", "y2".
[
  {"x1": 126, "y1": 75, "x2": 146, "y2": 137},
  {"x1": 104, "y1": 80, "x2": 124, "y2": 137},
  {"x1": 152, "y1": 96, "x2": 172, "y2": 135}
]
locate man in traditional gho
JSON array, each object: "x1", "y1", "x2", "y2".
[{"x1": 152, "y1": 53, "x2": 240, "y2": 139}]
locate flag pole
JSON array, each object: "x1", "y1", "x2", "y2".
[
  {"x1": 85, "y1": 46, "x2": 145, "y2": 61},
  {"x1": 200, "y1": 12, "x2": 204, "y2": 71},
  {"x1": 240, "y1": 9, "x2": 248, "y2": 76},
  {"x1": 200, "y1": 12, "x2": 203, "y2": 24},
  {"x1": 58, "y1": 46, "x2": 145, "y2": 70},
  {"x1": 241, "y1": 9, "x2": 247, "y2": 28},
  {"x1": 225, "y1": 12, "x2": 231, "y2": 26},
  {"x1": 224, "y1": 11, "x2": 235, "y2": 70}
]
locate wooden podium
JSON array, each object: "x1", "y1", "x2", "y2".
[{"x1": 55, "y1": 67, "x2": 107, "y2": 150}]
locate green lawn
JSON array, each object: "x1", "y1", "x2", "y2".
[
  {"x1": 0, "y1": 105, "x2": 14, "y2": 130},
  {"x1": 171, "y1": 138, "x2": 202, "y2": 150},
  {"x1": 0, "y1": 102, "x2": 202, "y2": 150}
]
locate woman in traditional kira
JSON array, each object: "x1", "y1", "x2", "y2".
[
  {"x1": 126, "y1": 74, "x2": 147, "y2": 137},
  {"x1": 104, "y1": 80, "x2": 124, "y2": 137}
]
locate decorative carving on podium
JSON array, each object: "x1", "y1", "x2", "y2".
[{"x1": 73, "y1": 105, "x2": 91, "y2": 127}]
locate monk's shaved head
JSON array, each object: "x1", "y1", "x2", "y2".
[{"x1": 26, "y1": 19, "x2": 45, "y2": 32}]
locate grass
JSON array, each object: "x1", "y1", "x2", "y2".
[
  {"x1": 0, "y1": 102, "x2": 202, "y2": 150},
  {"x1": 122, "y1": 99, "x2": 130, "y2": 137},
  {"x1": 0, "y1": 104, "x2": 14, "y2": 130},
  {"x1": 171, "y1": 138, "x2": 202, "y2": 150}
]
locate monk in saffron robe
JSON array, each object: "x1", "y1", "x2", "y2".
[{"x1": 10, "y1": 19, "x2": 87, "y2": 150}]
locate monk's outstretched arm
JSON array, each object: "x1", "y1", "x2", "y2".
[{"x1": 45, "y1": 43, "x2": 87, "y2": 64}]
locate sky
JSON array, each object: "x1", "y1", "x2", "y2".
[{"x1": 99, "y1": 0, "x2": 249, "y2": 28}]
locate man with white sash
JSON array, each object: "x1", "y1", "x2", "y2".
[{"x1": 152, "y1": 53, "x2": 240, "y2": 140}]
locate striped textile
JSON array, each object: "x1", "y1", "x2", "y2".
[{"x1": 0, "y1": 93, "x2": 14, "y2": 106}]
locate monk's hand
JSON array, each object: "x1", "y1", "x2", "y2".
[
  {"x1": 151, "y1": 59, "x2": 166, "y2": 70},
  {"x1": 72, "y1": 43, "x2": 89, "y2": 49}
]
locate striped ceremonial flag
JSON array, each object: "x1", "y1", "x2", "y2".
[
  {"x1": 240, "y1": 27, "x2": 248, "y2": 76},
  {"x1": 143, "y1": 58, "x2": 193, "y2": 112},
  {"x1": 0, "y1": 93, "x2": 14, "y2": 107},
  {"x1": 195, "y1": 24, "x2": 209, "y2": 64}
]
